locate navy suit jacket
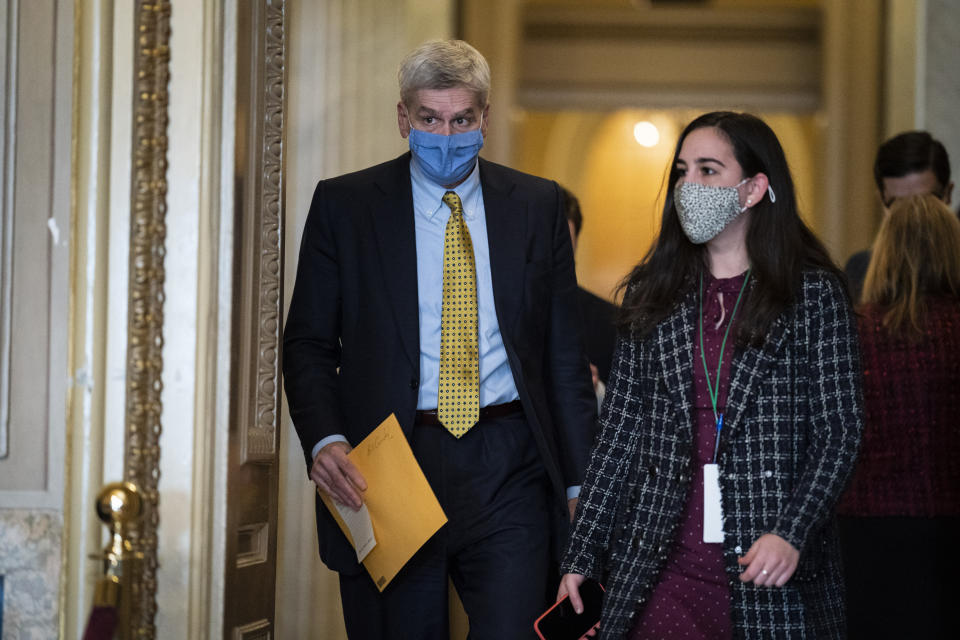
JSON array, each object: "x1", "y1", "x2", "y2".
[{"x1": 283, "y1": 153, "x2": 597, "y2": 573}]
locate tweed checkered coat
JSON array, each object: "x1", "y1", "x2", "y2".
[{"x1": 562, "y1": 270, "x2": 863, "y2": 639}]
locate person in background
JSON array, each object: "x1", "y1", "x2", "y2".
[
  {"x1": 845, "y1": 131, "x2": 953, "y2": 301},
  {"x1": 560, "y1": 184, "x2": 618, "y2": 399},
  {"x1": 836, "y1": 194, "x2": 960, "y2": 639},
  {"x1": 283, "y1": 39, "x2": 596, "y2": 639},
  {"x1": 558, "y1": 111, "x2": 863, "y2": 639}
]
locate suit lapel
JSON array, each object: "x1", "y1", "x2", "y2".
[
  {"x1": 657, "y1": 288, "x2": 698, "y2": 447},
  {"x1": 370, "y1": 154, "x2": 420, "y2": 370},
  {"x1": 479, "y1": 160, "x2": 527, "y2": 343}
]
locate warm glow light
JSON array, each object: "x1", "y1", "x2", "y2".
[{"x1": 633, "y1": 121, "x2": 660, "y2": 147}]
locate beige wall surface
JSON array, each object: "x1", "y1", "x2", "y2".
[
  {"x1": 923, "y1": 0, "x2": 960, "y2": 200},
  {"x1": 0, "y1": 1, "x2": 72, "y2": 637}
]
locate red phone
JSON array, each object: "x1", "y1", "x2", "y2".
[{"x1": 534, "y1": 579, "x2": 605, "y2": 640}]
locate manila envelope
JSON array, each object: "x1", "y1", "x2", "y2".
[{"x1": 319, "y1": 413, "x2": 447, "y2": 591}]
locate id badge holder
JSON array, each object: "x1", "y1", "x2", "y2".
[{"x1": 703, "y1": 463, "x2": 724, "y2": 543}]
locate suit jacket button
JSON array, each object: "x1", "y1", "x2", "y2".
[
  {"x1": 648, "y1": 464, "x2": 658, "y2": 478},
  {"x1": 410, "y1": 379, "x2": 419, "y2": 389}
]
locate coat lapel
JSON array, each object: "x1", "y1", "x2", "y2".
[
  {"x1": 370, "y1": 154, "x2": 420, "y2": 370},
  {"x1": 720, "y1": 301, "x2": 792, "y2": 449},
  {"x1": 657, "y1": 288, "x2": 698, "y2": 447},
  {"x1": 479, "y1": 160, "x2": 527, "y2": 343}
]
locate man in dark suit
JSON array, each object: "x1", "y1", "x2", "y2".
[
  {"x1": 844, "y1": 131, "x2": 953, "y2": 301},
  {"x1": 283, "y1": 40, "x2": 596, "y2": 639}
]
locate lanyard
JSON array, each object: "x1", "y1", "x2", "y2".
[{"x1": 698, "y1": 268, "x2": 750, "y2": 463}]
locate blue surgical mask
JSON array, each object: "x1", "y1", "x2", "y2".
[{"x1": 408, "y1": 118, "x2": 484, "y2": 186}]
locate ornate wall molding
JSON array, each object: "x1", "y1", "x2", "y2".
[
  {"x1": 243, "y1": 0, "x2": 285, "y2": 464},
  {"x1": 224, "y1": 0, "x2": 285, "y2": 635},
  {"x1": 517, "y1": 3, "x2": 821, "y2": 112},
  {"x1": 123, "y1": 1, "x2": 171, "y2": 637}
]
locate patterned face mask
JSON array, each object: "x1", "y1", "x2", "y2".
[{"x1": 675, "y1": 178, "x2": 749, "y2": 244}]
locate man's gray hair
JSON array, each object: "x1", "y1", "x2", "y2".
[{"x1": 398, "y1": 40, "x2": 491, "y2": 107}]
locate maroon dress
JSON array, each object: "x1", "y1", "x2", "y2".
[{"x1": 629, "y1": 272, "x2": 745, "y2": 640}]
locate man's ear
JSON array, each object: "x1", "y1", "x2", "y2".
[
  {"x1": 744, "y1": 173, "x2": 770, "y2": 209},
  {"x1": 480, "y1": 103, "x2": 490, "y2": 138},
  {"x1": 944, "y1": 181, "x2": 954, "y2": 206},
  {"x1": 397, "y1": 101, "x2": 410, "y2": 139}
]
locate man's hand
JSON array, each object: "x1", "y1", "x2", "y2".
[
  {"x1": 589, "y1": 363, "x2": 600, "y2": 392},
  {"x1": 737, "y1": 533, "x2": 799, "y2": 587},
  {"x1": 311, "y1": 441, "x2": 367, "y2": 510},
  {"x1": 567, "y1": 497, "x2": 579, "y2": 522}
]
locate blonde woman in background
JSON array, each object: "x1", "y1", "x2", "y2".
[{"x1": 836, "y1": 194, "x2": 960, "y2": 639}]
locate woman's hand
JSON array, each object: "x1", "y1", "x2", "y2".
[
  {"x1": 556, "y1": 573, "x2": 599, "y2": 638},
  {"x1": 737, "y1": 533, "x2": 799, "y2": 587},
  {"x1": 557, "y1": 573, "x2": 587, "y2": 613}
]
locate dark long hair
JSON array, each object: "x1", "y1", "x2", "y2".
[{"x1": 618, "y1": 111, "x2": 844, "y2": 344}]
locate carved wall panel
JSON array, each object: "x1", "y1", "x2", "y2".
[{"x1": 225, "y1": 1, "x2": 286, "y2": 637}]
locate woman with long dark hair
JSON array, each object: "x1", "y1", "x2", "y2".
[
  {"x1": 835, "y1": 194, "x2": 960, "y2": 639},
  {"x1": 557, "y1": 112, "x2": 863, "y2": 638}
]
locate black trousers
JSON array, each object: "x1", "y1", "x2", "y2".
[
  {"x1": 838, "y1": 515, "x2": 959, "y2": 639},
  {"x1": 339, "y1": 413, "x2": 554, "y2": 640}
]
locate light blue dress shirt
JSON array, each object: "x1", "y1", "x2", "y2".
[
  {"x1": 409, "y1": 156, "x2": 519, "y2": 410},
  {"x1": 311, "y1": 156, "x2": 579, "y2": 499}
]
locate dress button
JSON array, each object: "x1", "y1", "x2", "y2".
[
  {"x1": 734, "y1": 545, "x2": 743, "y2": 554},
  {"x1": 764, "y1": 470, "x2": 773, "y2": 478},
  {"x1": 409, "y1": 379, "x2": 419, "y2": 389},
  {"x1": 677, "y1": 472, "x2": 687, "y2": 483},
  {"x1": 648, "y1": 464, "x2": 659, "y2": 478}
]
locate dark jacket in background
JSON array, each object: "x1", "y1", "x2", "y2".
[
  {"x1": 577, "y1": 286, "x2": 617, "y2": 385},
  {"x1": 843, "y1": 249, "x2": 871, "y2": 303}
]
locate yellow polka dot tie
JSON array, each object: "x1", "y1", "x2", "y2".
[{"x1": 438, "y1": 191, "x2": 480, "y2": 437}]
